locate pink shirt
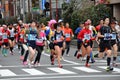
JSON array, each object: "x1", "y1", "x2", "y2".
[{"x1": 36, "y1": 31, "x2": 46, "y2": 46}]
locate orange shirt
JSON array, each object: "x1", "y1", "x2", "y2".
[
  {"x1": 64, "y1": 28, "x2": 73, "y2": 41},
  {"x1": 61, "y1": 26, "x2": 65, "y2": 34}
]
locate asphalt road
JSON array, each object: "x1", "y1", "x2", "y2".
[{"x1": 0, "y1": 45, "x2": 120, "y2": 80}]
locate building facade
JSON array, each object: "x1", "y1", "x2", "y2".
[{"x1": 109, "y1": 0, "x2": 120, "y2": 21}]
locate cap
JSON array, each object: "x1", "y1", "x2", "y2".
[
  {"x1": 84, "y1": 21, "x2": 90, "y2": 26},
  {"x1": 58, "y1": 19, "x2": 63, "y2": 23}
]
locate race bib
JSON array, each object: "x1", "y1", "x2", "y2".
[
  {"x1": 36, "y1": 38, "x2": 43, "y2": 43},
  {"x1": 84, "y1": 34, "x2": 90, "y2": 40},
  {"x1": 56, "y1": 35, "x2": 61, "y2": 40},
  {"x1": 104, "y1": 33, "x2": 111, "y2": 40},
  {"x1": 10, "y1": 31, "x2": 14, "y2": 37},
  {"x1": 111, "y1": 33, "x2": 116, "y2": 40},
  {"x1": 3, "y1": 33, "x2": 7, "y2": 39},
  {"x1": 29, "y1": 34, "x2": 36, "y2": 40},
  {"x1": 65, "y1": 33, "x2": 70, "y2": 38}
]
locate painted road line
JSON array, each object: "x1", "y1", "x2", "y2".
[
  {"x1": 22, "y1": 68, "x2": 46, "y2": 75},
  {"x1": 0, "y1": 63, "x2": 120, "y2": 68},
  {"x1": 1, "y1": 74, "x2": 120, "y2": 80},
  {"x1": 48, "y1": 67, "x2": 76, "y2": 74},
  {"x1": 0, "y1": 65, "x2": 2, "y2": 67},
  {"x1": 73, "y1": 67, "x2": 101, "y2": 73},
  {"x1": 98, "y1": 66, "x2": 120, "y2": 73},
  {"x1": 63, "y1": 59, "x2": 79, "y2": 64},
  {"x1": 0, "y1": 69, "x2": 16, "y2": 76},
  {"x1": 43, "y1": 52, "x2": 79, "y2": 65},
  {"x1": 95, "y1": 60, "x2": 107, "y2": 63}
]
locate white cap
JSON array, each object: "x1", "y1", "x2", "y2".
[{"x1": 58, "y1": 19, "x2": 63, "y2": 23}]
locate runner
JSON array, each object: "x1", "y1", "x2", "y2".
[
  {"x1": 2, "y1": 25, "x2": 10, "y2": 57},
  {"x1": 87, "y1": 19, "x2": 97, "y2": 63},
  {"x1": 58, "y1": 20, "x2": 66, "y2": 59},
  {"x1": 48, "y1": 19, "x2": 57, "y2": 65},
  {"x1": 74, "y1": 22, "x2": 84, "y2": 58},
  {"x1": 22, "y1": 24, "x2": 29, "y2": 65},
  {"x1": 8, "y1": 24, "x2": 15, "y2": 55},
  {"x1": 53, "y1": 23, "x2": 64, "y2": 68},
  {"x1": 27, "y1": 21, "x2": 37, "y2": 68},
  {"x1": 19, "y1": 24, "x2": 28, "y2": 61},
  {"x1": 97, "y1": 17, "x2": 114, "y2": 71},
  {"x1": 64, "y1": 22, "x2": 74, "y2": 56},
  {"x1": 77, "y1": 21, "x2": 95, "y2": 67},
  {"x1": 110, "y1": 20, "x2": 118, "y2": 67},
  {"x1": 34, "y1": 25, "x2": 46, "y2": 67}
]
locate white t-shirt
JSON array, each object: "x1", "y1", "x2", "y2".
[{"x1": 89, "y1": 25, "x2": 94, "y2": 36}]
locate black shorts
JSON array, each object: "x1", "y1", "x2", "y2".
[
  {"x1": 83, "y1": 42, "x2": 90, "y2": 48},
  {"x1": 28, "y1": 41, "x2": 36, "y2": 49},
  {"x1": 2, "y1": 42, "x2": 9, "y2": 47},
  {"x1": 54, "y1": 42, "x2": 63, "y2": 48},
  {"x1": 89, "y1": 40, "x2": 93, "y2": 48},
  {"x1": 49, "y1": 42, "x2": 54, "y2": 50},
  {"x1": 99, "y1": 41, "x2": 111, "y2": 52},
  {"x1": 9, "y1": 37, "x2": 14, "y2": 41},
  {"x1": 111, "y1": 40, "x2": 117, "y2": 47}
]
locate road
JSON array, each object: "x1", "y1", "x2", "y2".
[{"x1": 0, "y1": 45, "x2": 120, "y2": 80}]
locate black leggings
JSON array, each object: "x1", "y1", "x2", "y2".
[
  {"x1": 66, "y1": 41, "x2": 71, "y2": 55},
  {"x1": 21, "y1": 44, "x2": 25, "y2": 56},
  {"x1": 34, "y1": 46, "x2": 43, "y2": 64}
]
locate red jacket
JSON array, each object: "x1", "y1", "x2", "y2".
[{"x1": 77, "y1": 28, "x2": 92, "y2": 42}]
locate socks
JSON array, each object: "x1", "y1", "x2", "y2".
[
  {"x1": 86, "y1": 56, "x2": 90, "y2": 64},
  {"x1": 62, "y1": 50, "x2": 65, "y2": 56},
  {"x1": 74, "y1": 50, "x2": 78, "y2": 57},
  {"x1": 107, "y1": 57, "x2": 111, "y2": 66}
]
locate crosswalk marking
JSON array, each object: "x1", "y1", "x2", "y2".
[
  {"x1": 0, "y1": 65, "x2": 2, "y2": 67},
  {"x1": 48, "y1": 67, "x2": 76, "y2": 74},
  {"x1": 95, "y1": 60, "x2": 107, "y2": 63},
  {"x1": 98, "y1": 66, "x2": 120, "y2": 73},
  {"x1": 22, "y1": 69, "x2": 46, "y2": 75},
  {"x1": 73, "y1": 67, "x2": 101, "y2": 73},
  {"x1": 0, "y1": 69, "x2": 16, "y2": 76}
]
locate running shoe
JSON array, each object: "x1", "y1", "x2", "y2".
[
  {"x1": 77, "y1": 54, "x2": 82, "y2": 59},
  {"x1": 85, "y1": 63, "x2": 90, "y2": 67},
  {"x1": 106, "y1": 66, "x2": 113, "y2": 72},
  {"x1": 90, "y1": 59, "x2": 95, "y2": 63},
  {"x1": 58, "y1": 65, "x2": 63, "y2": 68},
  {"x1": 3, "y1": 54, "x2": 7, "y2": 57},
  {"x1": 23, "y1": 61, "x2": 28, "y2": 66},
  {"x1": 51, "y1": 58, "x2": 54, "y2": 65},
  {"x1": 66, "y1": 54, "x2": 69, "y2": 57}
]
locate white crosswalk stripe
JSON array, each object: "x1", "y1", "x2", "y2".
[
  {"x1": 0, "y1": 66, "x2": 120, "y2": 77},
  {"x1": 0, "y1": 69, "x2": 16, "y2": 76},
  {"x1": 73, "y1": 67, "x2": 101, "y2": 73},
  {"x1": 98, "y1": 66, "x2": 120, "y2": 73},
  {"x1": 22, "y1": 68, "x2": 46, "y2": 75},
  {"x1": 48, "y1": 67, "x2": 76, "y2": 74}
]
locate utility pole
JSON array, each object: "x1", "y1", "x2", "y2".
[
  {"x1": 56, "y1": 0, "x2": 58, "y2": 21},
  {"x1": 49, "y1": 0, "x2": 52, "y2": 19},
  {"x1": 23, "y1": 0, "x2": 26, "y2": 22}
]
